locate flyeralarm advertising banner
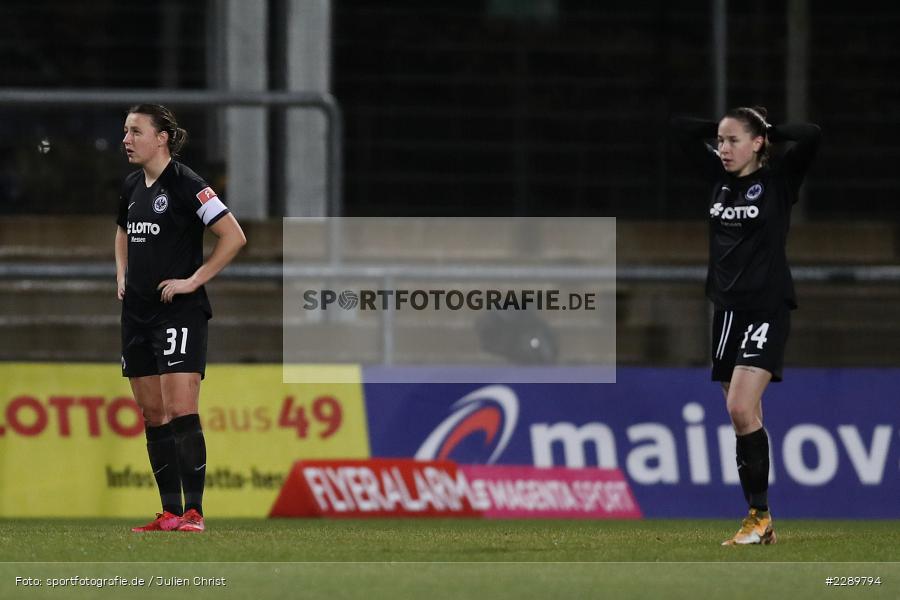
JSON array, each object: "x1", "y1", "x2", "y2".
[
  {"x1": 270, "y1": 459, "x2": 481, "y2": 518},
  {"x1": 457, "y1": 465, "x2": 641, "y2": 519},
  {"x1": 268, "y1": 459, "x2": 641, "y2": 519},
  {"x1": 0, "y1": 364, "x2": 370, "y2": 517},
  {"x1": 363, "y1": 367, "x2": 900, "y2": 518}
]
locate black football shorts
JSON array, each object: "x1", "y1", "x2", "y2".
[
  {"x1": 121, "y1": 308, "x2": 209, "y2": 379},
  {"x1": 711, "y1": 304, "x2": 791, "y2": 383}
]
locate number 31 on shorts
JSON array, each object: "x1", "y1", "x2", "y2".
[
  {"x1": 741, "y1": 323, "x2": 769, "y2": 350},
  {"x1": 164, "y1": 327, "x2": 189, "y2": 356}
]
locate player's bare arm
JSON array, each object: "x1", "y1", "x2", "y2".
[
  {"x1": 115, "y1": 225, "x2": 128, "y2": 300},
  {"x1": 157, "y1": 214, "x2": 247, "y2": 304}
]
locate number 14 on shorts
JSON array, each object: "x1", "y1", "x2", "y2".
[{"x1": 741, "y1": 322, "x2": 769, "y2": 354}]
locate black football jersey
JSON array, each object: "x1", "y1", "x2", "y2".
[
  {"x1": 116, "y1": 160, "x2": 229, "y2": 325},
  {"x1": 671, "y1": 118, "x2": 821, "y2": 310}
]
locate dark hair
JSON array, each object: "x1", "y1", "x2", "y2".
[
  {"x1": 127, "y1": 103, "x2": 188, "y2": 156},
  {"x1": 724, "y1": 105, "x2": 770, "y2": 165}
]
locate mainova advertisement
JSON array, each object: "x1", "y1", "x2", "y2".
[{"x1": 363, "y1": 367, "x2": 899, "y2": 518}]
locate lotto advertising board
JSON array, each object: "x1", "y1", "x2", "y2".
[
  {"x1": 363, "y1": 367, "x2": 900, "y2": 518},
  {"x1": 0, "y1": 364, "x2": 370, "y2": 517}
]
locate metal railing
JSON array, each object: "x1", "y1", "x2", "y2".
[
  {"x1": 2, "y1": 260, "x2": 898, "y2": 363},
  {"x1": 0, "y1": 89, "x2": 343, "y2": 216},
  {"x1": 2, "y1": 262, "x2": 900, "y2": 283}
]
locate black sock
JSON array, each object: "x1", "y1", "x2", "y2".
[
  {"x1": 735, "y1": 428, "x2": 770, "y2": 512},
  {"x1": 735, "y1": 454, "x2": 752, "y2": 506},
  {"x1": 171, "y1": 414, "x2": 206, "y2": 516},
  {"x1": 145, "y1": 423, "x2": 183, "y2": 516}
]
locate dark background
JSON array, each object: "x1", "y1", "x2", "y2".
[{"x1": 1, "y1": 0, "x2": 897, "y2": 220}]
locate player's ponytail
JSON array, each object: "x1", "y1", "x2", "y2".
[
  {"x1": 170, "y1": 127, "x2": 188, "y2": 156},
  {"x1": 725, "y1": 105, "x2": 770, "y2": 166},
  {"x1": 127, "y1": 103, "x2": 188, "y2": 157}
]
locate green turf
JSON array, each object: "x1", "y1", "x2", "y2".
[
  {"x1": 2, "y1": 518, "x2": 898, "y2": 562},
  {"x1": 1, "y1": 519, "x2": 898, "y2": 599}
]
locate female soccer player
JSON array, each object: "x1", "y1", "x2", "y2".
[
  {"x1": 115, "y1": 104, "x2": 246, "y2": 532},
  {"x1": 671, "y1": 107, "x2": 820, "y2": 545}
]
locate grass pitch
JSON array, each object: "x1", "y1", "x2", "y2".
[{"x1": 1, "y1": 518, "x2": 898, "y2": 599}]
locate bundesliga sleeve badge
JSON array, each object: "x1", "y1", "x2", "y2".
[
  {"x1": 194, "y1": 186, "x2": 228, "y2": 226},
  {"x1": 196, "y1": 187, "x2": 218, "y2": 204}
]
